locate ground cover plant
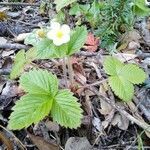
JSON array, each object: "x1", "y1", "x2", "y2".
[{"x1": 0, "y1": 0, "x2": 150, "y2": 149}]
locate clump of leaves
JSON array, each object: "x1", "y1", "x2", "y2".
[
  {"x1": 8, "y1": 69, "x2": 83, "y2": 130},
  {"x1": 25, "y1": 26, "x2": 87, "y2": 59},
  {"x1": 103, "y1": 56, "x2": 146, "y2": 101},
  {"x1": 68, "y1": 0, "x2": 150, "y2": 50}
]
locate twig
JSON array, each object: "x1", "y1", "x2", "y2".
[
  {"x1": 0, "y1": 43, "x2": 29, "y2": 50},
  {"x1": 80, "y1": 79, "x2": 108, "y2": 88},
  {"x1": 0, "y1": 2, "x2": 40, "y2": 7},
  {"x1": 0, "y1": 131, "x2": 13, "y2": 150},
  {"x1": 67, "y1": 57, "x2": 75, "y2": 86},
  {"x1": 62, "y1": 58, "x2": 68, "y2": 88},
  {"x1": 89, "y1": 87, "x2": 150, "y2": 133},
  {"x1": 75, "y1": 51, "x2": 150, "y2": 59},
  {"x1": 0, "y1": 125, "x2": 26, "y2": 150}
]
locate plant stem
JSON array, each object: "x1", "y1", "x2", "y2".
[
  {"x1": 66, "y1": 57, "x2": 74, "y2": 86},
  {"x1": 62, "y1": 58, "x2": 68, "y2": 88}
]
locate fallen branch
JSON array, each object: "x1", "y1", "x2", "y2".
[
  {"x1": 89, "y1": 87, "x2": 150, "y2": 133},
  {"x1": 0, "y1": 43, "x2": 29, "y2": 50},
  {"x1": 0, "y1": 2, "x2": 40, "y2": 7}
]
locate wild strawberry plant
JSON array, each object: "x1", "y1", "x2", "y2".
[
  {"x1": 104, "y1": 56, "x2": 146, "y2": 101},
  {"x1": 8, "y1": 69, "x2": 83, "y2": 130},
  {"x1": 8, "y1": 22, "x2": 87, "y2": 130}
]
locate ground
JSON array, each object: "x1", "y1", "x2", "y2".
[{"x1": 0, "y1": 1, "x2": 150, "y2": 150}]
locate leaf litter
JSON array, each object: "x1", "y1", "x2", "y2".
[{"x1": 0, "y1": 0, "x2": 150, "y2": 150}]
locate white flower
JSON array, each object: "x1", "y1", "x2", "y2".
[{"x1": 47, "y1": 22, "x2": 71, "y2": 46}]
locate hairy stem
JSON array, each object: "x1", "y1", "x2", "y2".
[
  {"x1": 67, "y1": 57, "x2": 74, "y2": 86},
  {"x1": 62, "y1": 58, "x2": 68, "y2": 88}
]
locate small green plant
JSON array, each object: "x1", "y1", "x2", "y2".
[
  {"x1": 68, "y1": 0, "x2": 150, "y2": 50},
  {"x1": 9, "y1": 21, "x2": 87, "y2": 130},
  {"x1": 103, "y1": 56, "x2": 146, "y2": 101},
  {"x1": 8, "y1": 69, "x2": 83, "y2": 130}
]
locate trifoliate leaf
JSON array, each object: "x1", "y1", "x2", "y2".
[
  {"x1": 55, "y1": 0, "x2": 77, "y2": 12},
  {"x1": 119, "y1": 64, "x2": 146, "y2": 84},
  {"x1": 10, "y1": 50, "x2": 26, "y2": 79},
  {"x1": 20, "y1": 69, "x2": 58, "y2": 97},
  {"x1": 68, "y1": 26, "x2": 88, "y2": 55},
  {"x1": 51, "y1": 89, "x2": 83, "y2": 128},
  {"x1": 109, "y1": 76, "x2": 134, "y2": 101},
  {"x1": 8, "y1": 94, "x2": 53, "y2": 130},
  {"x1": 103, "y1": 56, "x2": 124, "y2": 76},
  {"x1": 9, "y1": 69, "x2": 83, "y2": 130},
  {"x1": 104, "y1": 56, "x2": 147, "y2": 102}
]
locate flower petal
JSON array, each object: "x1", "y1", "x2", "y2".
[
  {"x1": 53, "y1": 38, "x2": 63, "y2": 46},
  {"x1": 61, "y1": 34, "x2": 70, "y2": 44},
  {"x1": 61, "y1": 24, "x2": 70, "y2": 34},
  {"x1": 47, "y1": 30, "x2": 56, "y2": 40},
  {"x1": 50, "y1": 22, "x2": 61, "y2": 30}
]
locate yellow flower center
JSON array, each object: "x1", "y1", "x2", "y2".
[
  {"x1": 56, "y1": 31, "x2": 63, "y2": 39},
  {"x1": 37, "y1": 29, "x2": 45, "y2": 38}
]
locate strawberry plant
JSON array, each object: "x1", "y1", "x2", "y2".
[
  {"x1": 104, "y1": 56, "x2": 146, "y2": 101},
  {"x1": 9, "y1": 21, "x2": 87, "y2": 130},
  {"x1": 8, "y1": 69, "x2": 83, "y2": 130}
]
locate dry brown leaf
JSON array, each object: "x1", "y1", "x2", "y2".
[
  {"x1": 111, "y1": 113, "x2": 129, "y2": 130},
  {"x1": 84, "y1": 33, "x2": 100, "y2": 52},
  {"x1": 65, "y1": 137, "x2": 98, "y2": 150},
  {"x1": 112, "y1": 53, "x2": 137, "y2": 63},
  {"x1": 45, "y1": 120, "x2": 59, "y2": 132},
  {"x1": 117, "y1": 30, "x2": 141, "y2": 52},
  {"x1": 28, "y1": 133, "x2": 59, "y2": 150}
]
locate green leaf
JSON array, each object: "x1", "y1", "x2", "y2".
[
  {"x1": 104, "y1": 56, "x2": 147, "y2": 101},
  {"x1": 103, "y1": 56, "x2": 124, "y2": 76},
  {"x1": 10, "y1": 48, "x2": 37, "y2": 79},
  {"x1": 36, "y1": 38, "x2": 68, "y2": 59},
  {"x1": 9, "y1": 69, "x2": 83, "y2": 130},
  {"x1": 109, "y1": 76, "x2": 134, "y2": 101},
  {"x1": 24, "y1": 29, "x2": 40, "y2": 46},
  {"x1": 119, "y1": 64, "x2": 146, "y2": 84},
  {"x1": 10, "y1": 50, "x2": 26, "y2": 79},
  {"x1": 51, "y1": 89, "x2": 83, "y2": 128},
  {"x1": 55, "y1": 0, "x2": 77, "y2": 12},
  {"x1": 36, "y1": 38, "x2": 55, "y2": 59},
  {"x1": 67, "y1": 26, "x2": 88, "y2": 55},
  {"x1": 8, "y1": 94, "x2": 53, "y2": 130},
  {"x1": 133, "y1": 0, "x2": 150, "y2": 16},
  {"x1": 25, "y1": 48, "x2": 37, "y2": 63},
  {"x1": 20, "y1": 69, "x2": 58, "y2": 97},
  {"x1": 69, "y1": 3, "x2": 81, "y2": 15}
]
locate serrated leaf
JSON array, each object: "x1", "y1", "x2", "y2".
[
  {"x1": 24, "y1": 30, "x2": 40, "y2": 46},
  {"x1": 67, "y1": 26, "x2": 88, "y2": 55},
  {"x1": 104, "y1": 56, "x2": 147, "y2": 102},
  {"x1": 25, "y1": 48, "x2": 37, "y2": 63},
  {"x1": 20, "y1": 69, "x2": 58, "y2": 97},
  {"x1": 119, "y1": 64, "x2": 146, "y2": 84},
  {"x1": 51, "y1": 89, "x2": 83, "y2": 128},
  {"x1": 108, "y1": 76, "x2": 134, "y2": 101},
  {"x1": 10, "y1": 50, "x2": 26, "y2": 79},
  {"x1": 55, "y1": 0, "x2": 77, "y2": 12},
  {"x1": 8, "y1": 94, "x2": 53, "y2": 130},
  {"x1": 103, "y1": 56, "x2": 124, "y2": 76},
  {"x1": 10, "y1": 48, "x2": 37, "y2": 79},
  {"x1": 36, "y1": 38, "x2": 55, "y2": 59}
]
